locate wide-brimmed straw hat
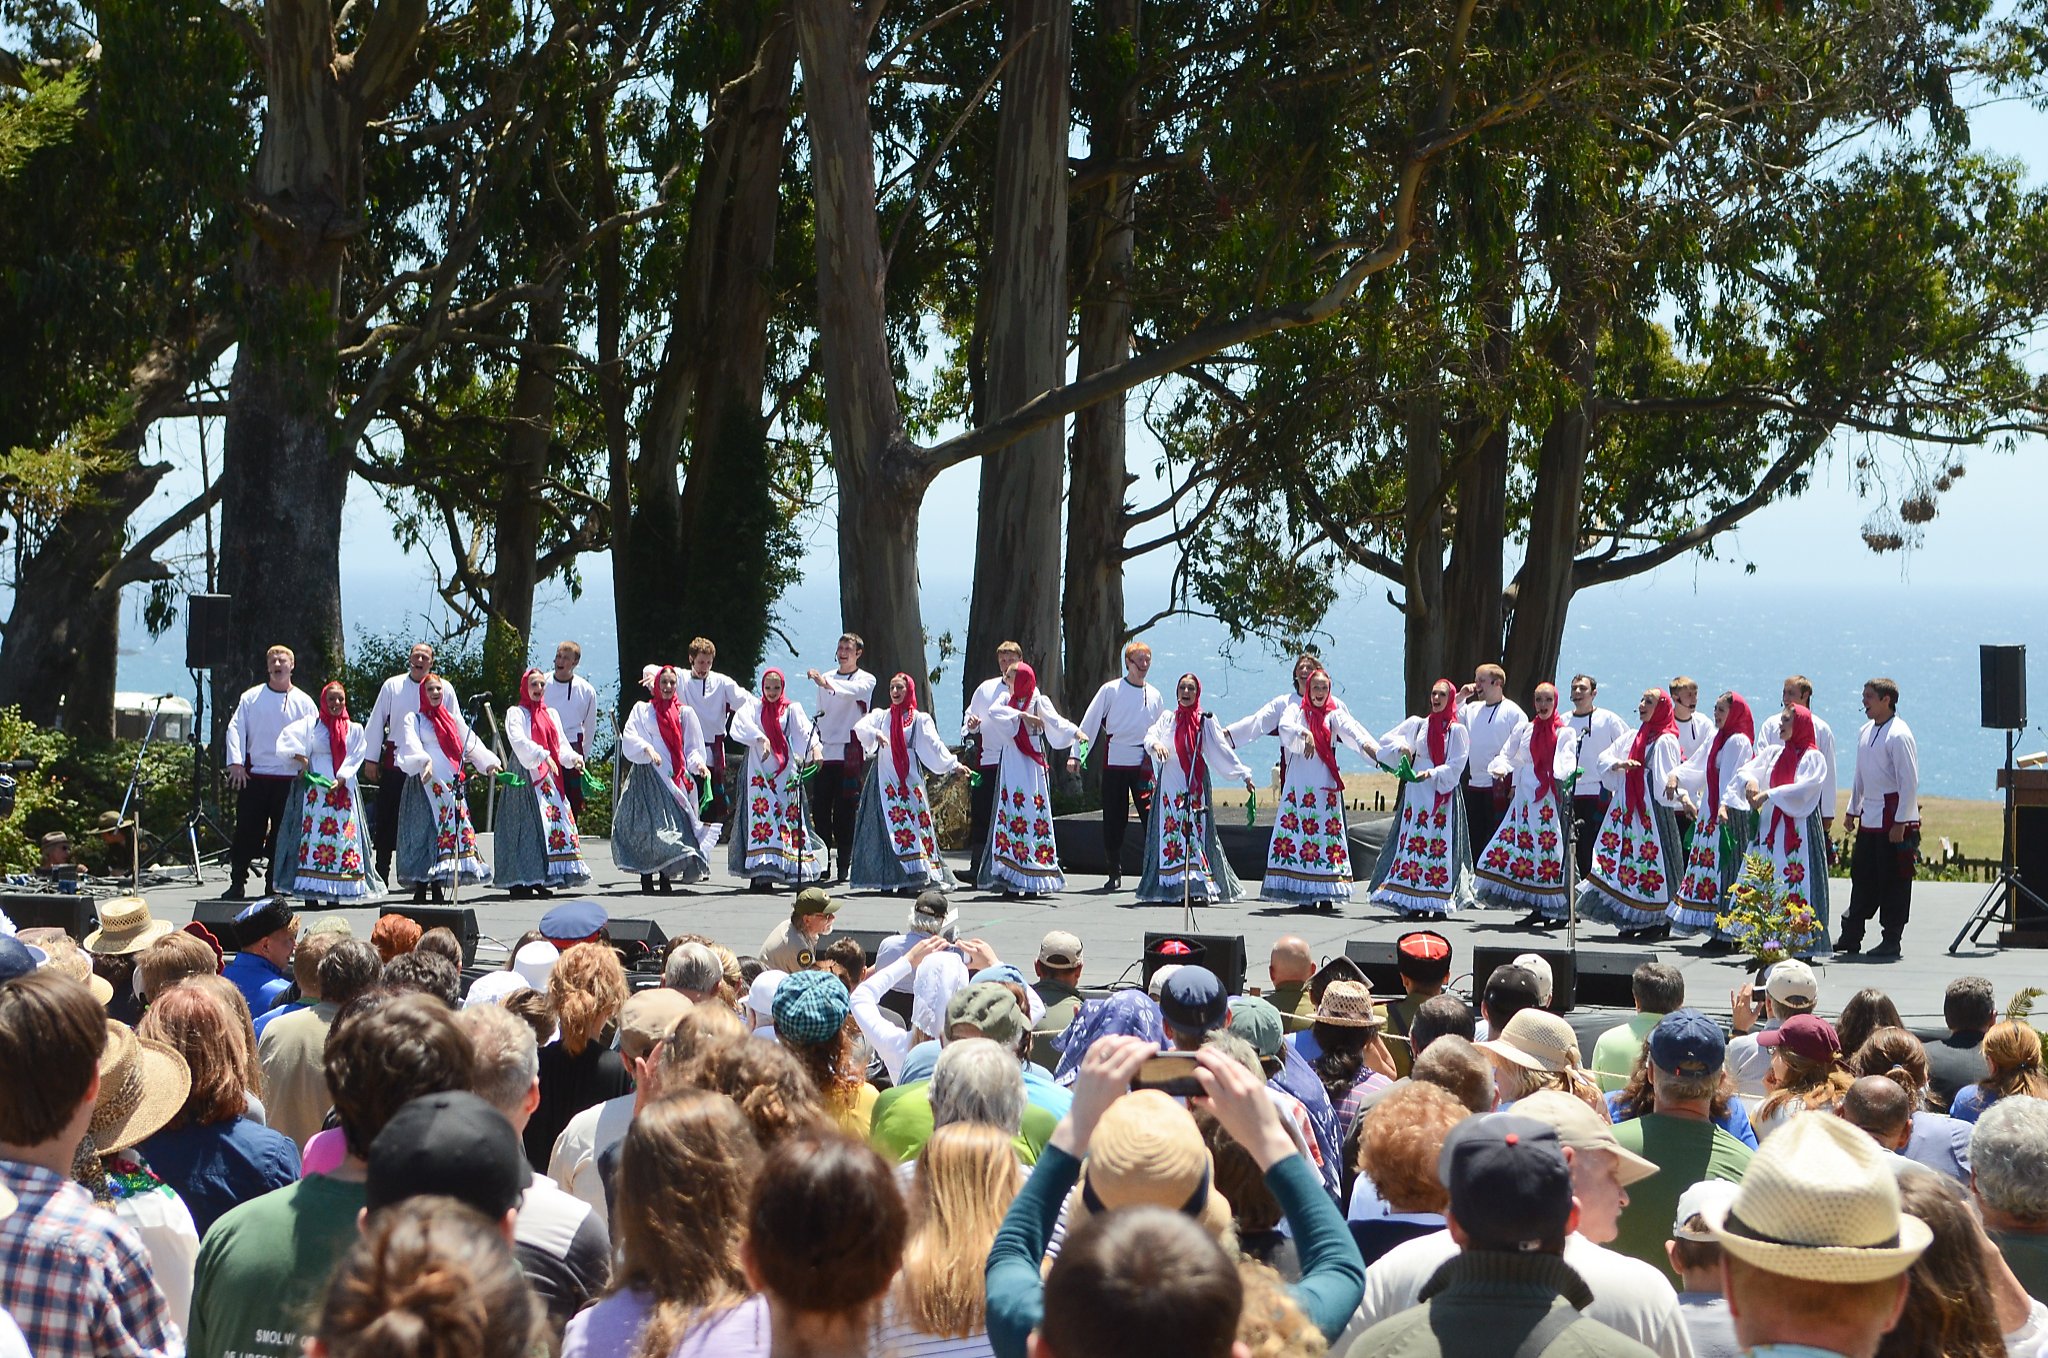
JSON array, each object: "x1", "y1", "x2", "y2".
[
  {"x1": 1705, "y1": 1114, "x2": 1930, "y2": 1283},
  {"x1": 83, "y1": 897, "x2": 172, "y2": 956},
  {"x1": 90, "y1": 1020, "x2": 192, "y2": 1153},
  {"x1": 1313, "y1": 979, "x2": 1385, "y2": 1030},
  {"x1": 1478, "y1": 1008, "x2": 1581, "y2": 1074},
  {"x1": 1073, "y1": 1089, "x2": 1232, "y2": 1239}
]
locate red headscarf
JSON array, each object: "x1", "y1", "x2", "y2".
[
  {"x1": 1528, "y1": 683, "x2": 1567, "y2": 798},
  {"x1": 1301, "y1": 678, "x2": 1344, "y2": 785},
  {"x1": 888, "y1": 672, "x2": 918, "y2": 783},
  {"x1": 1173, "y1": 674, "x2": 1208, "y2": 786},
  {"x1": 1425, "y1": 679, "x2": 1457, "y2": 767},
  {"x1": 1005, "y1": 663, "x2": 1047, "y2": 766},
  {"x1": 518, "y1": 667, "x2": 570, "y2": 793},
  {"x1": 318, "y1": 682, "x2": 351, "y2": 778},
  {"x1": 758, "y1": 669, "x2": 792, "y2": 775},
  {"x1": 651, "y1": 665, "x2": 693, "y2": 792},
  {"x1": 419, "y1": 675, "x2": 466, "y2": 771},
  {"x1": 1705, "y1": 693, "x2": 1756, "y2": 821},
  {"x1": 1625, "y1": 689, "x2": 1679, "y2": 817},
  {"x1": 1763, "y1": 703, "x2": 1818, "y2": 848}
]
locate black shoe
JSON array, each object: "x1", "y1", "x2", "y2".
[
  {"x1": 1106, "y1": 873, "x2": 1122, "y2": 891},
  {"x1": 954, "y1": 869, "x2": 977, "y2": 888},
  {"x1": 1536, "y1": 916, "x2": 1565, "y2": 930},
  {"x1": 640, "y1": 874, "x2": 656, "y2": 894},
  {"x1": 1868, "y1": 939, "x2": 1903, "y2": 959},
  {"x1": 1517, "y1": 910, "x2": 1548, "y2": 928},
  {"x1": 1834, "y1": 936, "x2": 1862, "y2": 956},
  {"x1": 412, "y1": 885, "x2": 428, "y2": 905},
  {"x1": 659, "y1": 874, "x2": 673, "y2": 895},
  {"x1": 749, "y1": 878, "x2": 776, "y2": 893},
  {"x1": 1638, "y1": 924, "x2": 1671, "y2": 942},
  {"x1": 430, "y1": 884, "x2": 446, "y2": 904},
  {"x1": 221, "y1": 885, "x2": 249, "y2": 902},
  {"x1": 1701, "y1": 937, "x2": 1736, "y2": 955},
  {"x1": 532, "y1": 885, "x2": 553, "y2": 899},
  {"x1": 507, "y1": 886, "x2": 531, "y2": 900}
]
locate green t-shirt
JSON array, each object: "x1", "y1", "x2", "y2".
[
  {"x1": 869, "y1": 1080, "x2": 1058, "y2": 1165},
  {"x1": 1611, "y1": 1113, "x2": 1752, "y2": 1287},
  {"x1": 1591, "y1": 1013, "x2": 1663, "y2": 1093},
  {"x1": 188, "y1": 1173, "x2": 368, "y2": 1358},
  {"x1": 1991, "y1": 1229, "x2": 2048, "y2": 1302}
]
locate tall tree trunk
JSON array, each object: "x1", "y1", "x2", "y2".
[
  {"x1": 1062, "y1": 0, "x2": 1139, "y2": 727},
  {"x1": 1439, "y1": 291, "x2": 1512, "y2": 679},
  {"x1": 217, "y1": 0, "x2": 425, "y2": 707},
  {"x1": 68, "y1": 592, "x2": 120, "y2": 743},
  {"x1": 794, "y1": 0, "x2": 930, "y2": 687},
  {"x1": 1400, "y1": 380, "x2": 1447, "y2": 712},
  {"x1": 964, "y1": 0, "x2": 1072, "y2": 703},
  {"x1": 482, "y1": 289, "x2": 566, "y2": 702}
]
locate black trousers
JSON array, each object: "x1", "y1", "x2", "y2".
[
  {"x1": 1843, "y1": 826, "x2": 1919, "y2": 947},
  {"x1": 967, "y1": 764, "x2": 1001, "y2": 853},
  {"x1": 1464, "y1": 782, "x2": 1507, "y2": 855},
  {"x1": 812, "y1": 755, "x2": 864, "y2": 858},
  {"x1": 562, "y1": 737, "x2": 586, "y2": 816},
  {"x1": 702, "y1": 747, "x2": 732, "y2": 825},
  {"x1": 1572, "y1": 793, "x2": 1609, "y2": 880},
  {"x1": 1100, "y1": 762, "x2": 1156, "y2": 873},
  {"x1": 370, "y1": 744, "x2": 403, "y2": 872},
  {"x1": 231, "y1": 774, "x2": 295, "y2": 891}
]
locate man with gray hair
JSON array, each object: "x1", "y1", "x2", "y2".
[
  {"x1": 870, "y1": 986, "x2": 1058, "y2": 1165},
  {"x1": 662, "y1": 940, "x2": 726, "y2": 1003},
  {"x1": 932, "y1": 1036, "x2": 1027, "y2": 1135},
  {"x1": 1972, "y1": 1095, "x2": 2048, "y2": 1300},
  {"x1": 455, "y1": 1003, "x2": 611, "y2": 1336}
]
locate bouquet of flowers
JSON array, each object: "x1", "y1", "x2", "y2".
[{"x1": 1715, "y1": 852, "x2": 1823, "y2": 964}]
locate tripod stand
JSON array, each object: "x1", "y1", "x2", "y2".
[
  {"x1": 1948, "y1": 729, "x2": 2048, "y2": 953},
  {"x1": 170, "y1": 667, "x2": 232, "y2": 884}
]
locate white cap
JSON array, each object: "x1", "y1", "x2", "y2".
[
  {"x1": 1148, "y1": 964, "x2": 1182, "y2": 999},
  {"x1": 512, "y1": 941, "x2": 559, "y2": 991},
  {"x1": 1512, "y1": 953, "x2": 1554, "y2": 1005},
  {"x1": 1765, "y1": 959, "x2": 1818, "y2": 1006},
  {"x1": 462, "y1": 970, "x2": 533, "y2": 1009},
  {"x1": 748, "y1": 969, "x2": 790, "y2": 1022},
  {"x1": 1674, "y1": 1179, "x2": 1741, "y2": 1240}
]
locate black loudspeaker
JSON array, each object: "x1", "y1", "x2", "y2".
[
  {"x1": 379, "y1": 906, "x2": 480, "y2": 966},
  {"x1": 1142, "y1": 932, "x2": 1247, "y2": 998},
  {"x1": 185, "y1": 594, "x2": 236, "y2": 671},
  {"x1": 189, "y1": 899, "x2": 250, "y2": 952},
  {"x1": 2015, "y1": 805, "x2": 2048, "y2": 930},
  {"x1": 1471, "y1": 945, "x2": 1580, "y2": 1013},
  {"x1": 1982, "y1": 645, "x2": 2027, "y2": 731},
  {"x1": 1574, "y1": 950, "x2": 1657, "y2": 1009},
  {"x1": 832, "y1": 928, "x2": 896, "y2": 968},
  {"x1": 607, "y1": 918, "x2": 668, "y2": 970},
  {"x1": 1342, "y1": 941, "x2": 1410, "y2": 997},
  {"x1": 0, "y1": 891, "x2": 96, "y2": 943}
]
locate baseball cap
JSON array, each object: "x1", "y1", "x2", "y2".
[
  {"x1": 1227, "y1": 996, "x2": 1284, "y2": 1060},
  {"x1": 1674, "y1": 1179, "x2": 1741, "y2": 1241},
  {"x1": 747, "y1": 969, "x2": 790, "y2": 1023},
  {"x1": 1765, "y1": 959, "x2": 1818, "y2": 1008},
  {"x1": 1158, "y1": 966, "x2": 1228, "y2": 1035},
  {"x1": 1649, "y1": 1008, "x2": 1727, "y2": 1077},
  {"x1": 910, "y1": 890, "x2": 957, "y2": 937},
  {"x1": 774, "y1": 969, "x2": 851, "y2": 1046},
  {"x1": 1512, "y1": 953, "x2": 1554, "y2": 1006},
  {"x1": 0, "y1": 935, "x2": 47, "y2": 984},
  {"x1": 1756, "y1": 1013, "x2": 1841, "y2": 1064},
  {"x1": 947, "y1": 982, "x2": 1028, "y2": 1047},
  {"x1": 1438, "y1": 1113, "x2": 1575, "y2": 1251},
  {"x1": 1512, "y1": 1090, "x2": 1660, "y2": 1186},
  {"x1": 366, "y1": 1091, "x2": 532, "y2": 1218},
  {"x1": 538, "y1": 900, "x2": 608, "y2": 944},
  {"x1": 619, "y1": 988, "x2": 692, "y2": 1056},
  {"x1": 1038, "y1": 930, "x2": 1084, "y2": 968},
  {"x1": 793, "y1": 885, "x2": 842, "y2": 918}
]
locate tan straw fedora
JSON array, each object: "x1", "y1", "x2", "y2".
[
  {"x1": 90, "y1": 1020, "x2": 192, "y2": 1154},
  {"x1": 1478, "y1": 1008, "x2": 1580, "y2": 1073},
  {"x1": 1705, "y1": 1113, "x2": 1930, "y2": 1283},
  {"x1": 1314, "y1": 979, "x2": 1385, "y2": 1029},
  {"x1": 83, "y1": 896, "x2": 172, "y2": 956},
  {"x1": 1071, "y1": 1090, "x2": 1233, "y2": 1239}
]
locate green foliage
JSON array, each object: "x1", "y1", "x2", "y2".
[
  {"x1": 0, "y1": 706, "x2": 192, "y2": 873},
  {"x1": 1716, "y1": 853, "x2": 1825, "y2": 966},
  {"x1": 337, "y1": 630, "x2": 494, "y2": 720}
]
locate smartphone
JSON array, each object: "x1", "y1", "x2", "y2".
[{"x1": 1131, "y1": 1053, "x2": 1204, "y2": 1098}]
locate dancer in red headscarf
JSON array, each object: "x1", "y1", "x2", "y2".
[
  {"x1": 618, "y1": 663, "x2": 716, "y2": 895},
  {"x1": 978, "y1": 662, "x2": 1080, "y2": 897},
  {"x1": 1669, "y1": 691, "x2": 1758, "y2": 948},
  {"x1": 1259, "y1": 669, "x2": 1378, "y2": 909},
  {"x1": 1733, "y1": 701, "x2": 1833, "y2": 957},
  {"x1": 845, "y1": 672, "x2": 967, "y2": 892},
  {"x1": 272, "y1": 680, "x2": 383, "y2": 906},
  {"x1": 728, "y1": 666, "x2": 827, "y2": 892},
  {"x1": 393, "y1": 673, "x2": 501, "y2": 901},
  {"x1": 1134, "y1": 673, "x2": 1256, "y2": 904},
  {"x1": 1369, "y1": 678, "x2": 1477, "y2": 920},
  {"x1": 497, "y1": 667, "x2": 593, "y2": 900},
  {"x1": 1474, "y1": 681, "x2": 1580, "y2": 926},
  {"x1": 1579, "y1": 687, "x2": 1687, "y2": 941}
]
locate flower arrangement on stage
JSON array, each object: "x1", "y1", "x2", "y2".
[{"x1": 1716, "y1": 852, "x2": 1822, "y2": 964}]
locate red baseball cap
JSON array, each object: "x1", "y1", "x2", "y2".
[{"x1": 1756, "y1": 1013, "x2": 1841, "y2": 1064}]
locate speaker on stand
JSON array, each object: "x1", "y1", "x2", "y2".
[
  {"x1": 1952, "y1": 644, "x2": 2047, "y2": 951},
  {"x1": 170, "y1": 594, "x2": 236, "y2": 885}
]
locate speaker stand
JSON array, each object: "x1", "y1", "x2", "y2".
[
  {"x1": 168, "y1": 667, "x2": 232, "y2": 885},
  {"x1": 1949, "y1": 730, "x2": 2048, "y2": 953}
]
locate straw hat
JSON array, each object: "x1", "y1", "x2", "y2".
[
  {"x1": 33, "y1": 933, "x2": 115, "y2": 1006},
  {"x1": 1313, "y1": 979, "x2": 1384, "y2": 1030},
  {"x1": 90, "y1": 1020, "x2": 192, "y2": 1154},
  {"x1": 1705, "y1": 1113, "x2": 1930, "y2": 1283},
  {"x1": 1073, "y1": 1090, "x2": 1232, "y2": 1239},
  {"x1": 83, "y1": 897, "x2": 172, "y2": 956},
  {"x1": 1478, "y1": 1008, "x2": 1581, "y2": 1073}
]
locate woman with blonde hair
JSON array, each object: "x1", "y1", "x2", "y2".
[
  {"x1": 1951, "y1": 1019, "x2": 2048, "y2": 1122},
  {"x1": 1754, "y1": 1013, "x2": 1853, "y2": 1139},
  {"x1": 877, "y1": 1122, "x2": 1024, "y2": 1356},
  {"x1": 526, "y1": 941, "x2": 632, "y2": 1168},
  {"x1": 311, "y1": 1196, "x2": 543, "y2": 1358},
  {"x1": 1477, "y1": 1007, "x2": 1608, "y2": 1118},
  {"x1": 562, "y1": 1090, "x2": 768, "y2": 1358},
  {"x1": 184, "y1": 972, "x2": 266, "y2": 1112},
  {"x1": 136, "y1": 982, "x2": 301, "y2": 1234},
  {"x1": 679, "y1": 1035, "x2": 826, "y2": 1151}
]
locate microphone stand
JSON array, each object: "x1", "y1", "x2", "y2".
[{"x1": 115, "y1": 694, "x2": 170, "y2": 891}]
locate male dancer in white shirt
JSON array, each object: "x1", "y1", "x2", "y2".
[
  {"x1": 960, "y1": 640, "x2": 1023, "y2": 881},
  {"x1": 363, "y1": 643, "x2": 464, "y2": 882},
  {"x1": 1458, "y1": 663, "x2": 1525, "y2": 853},
  {"x1": 805, "y1": 632, "x2": 877, "y2": 882},
  {"x1": 1755, "y1": 673, "x2": 1839, "y2": 831},
  {"x1": 1068, "y1": 641, "x2": 1165, "y2": 890},
  {"x1": 223, "y1": 645, "x2": 318, "y2": 899},
  {"x1": 682, "y1": 636, "x2": 747, "y2": 828},
  {"x1": 1668, "y1": 676, "x2": 1714, "y2": 844},
  {"x1": 1839, "y1": 676, "x2": 1920, "y2": 958},
  {"x1": 544, "y1": 640, "x2": 599, "y2": 816},
  {"x1": 1565, "y1": 674, "x2": 1629, "y2": 882}
]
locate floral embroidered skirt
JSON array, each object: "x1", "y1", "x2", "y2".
[
  {"x1": 1139, "y1": 773, "x2": 1245, "y2": 903},
  {"x1": 1669, "y1": 807, "x2": 1755, "y2": 938},
  {"x1": 1260, "y1": 779, "x2": 1354, "y2": 905},
  {"x1": 727, "y1": 758, "x2": 826, "y2": 885},
  {"x1": 1474, "y1": 786, "x2": 1572, "y2": 917},
  {"x1": 1368, "y1": 784, "x2": 1477, "y2": 915},
  {"x1": 396, "y1": 773, "x2": 490, "y2": 888},
  {"x1": 271, "y1": 773, "x2": 382, "y2": 901},
  {"x1": 1577, "y1": 799, "x2": 1684, "y2": 929},
  {"x1": 978, "y1": 766, "x2": 1065, "y2": 895},
  {"x1": 848, "y1": 760, "x2": 948, "y2": 891},
  {"x1": 494, "y1": 773, "x2": 592, "y2": 888}
]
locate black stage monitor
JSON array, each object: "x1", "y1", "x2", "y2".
[
  {"x1": 379, "y1": 905, "x2": 481, "y2": 966},
  {"x1": 1142, "y1": 931, "x2": 1247, "y2": 999}
]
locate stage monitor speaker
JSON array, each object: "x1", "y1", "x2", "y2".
[
  {"x1": 1142, "y1": 931, "x2": 1247, "y2": 999},
  {"x1": 0, "y1": 892, "x2": 95, "y2": 943},
  {"x1": 1982, "y1": 644, "x2": 2027, "y2": 731},
  {"x1": 833, "y1": 928, "x2": 896, "y2": 968},
  {"x1": 188, "y1": 899, "x2": 250, "y2": 951},
  {"x1": 379, "y1": 905, "x2": 480, "y2": 966},
  {"x1": 185, "y1": 594, "x2": 236, "y2": 671},
  {"x1": 1471, "y1": 945, "x2": 1580, "y2": 1013},
  {"x1": 1341, "y1": 941, "x2": 1409, "y2": 997},
  {"x1": 2015, "y1": 804, "x2": 2048, "y2": 930},
  {"x1": 607, "y1": 918, "x2": 668, "y2": 970},
  {"x1": 1574, "y1": 949, "x2": 1657, "y2": 1009}
]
